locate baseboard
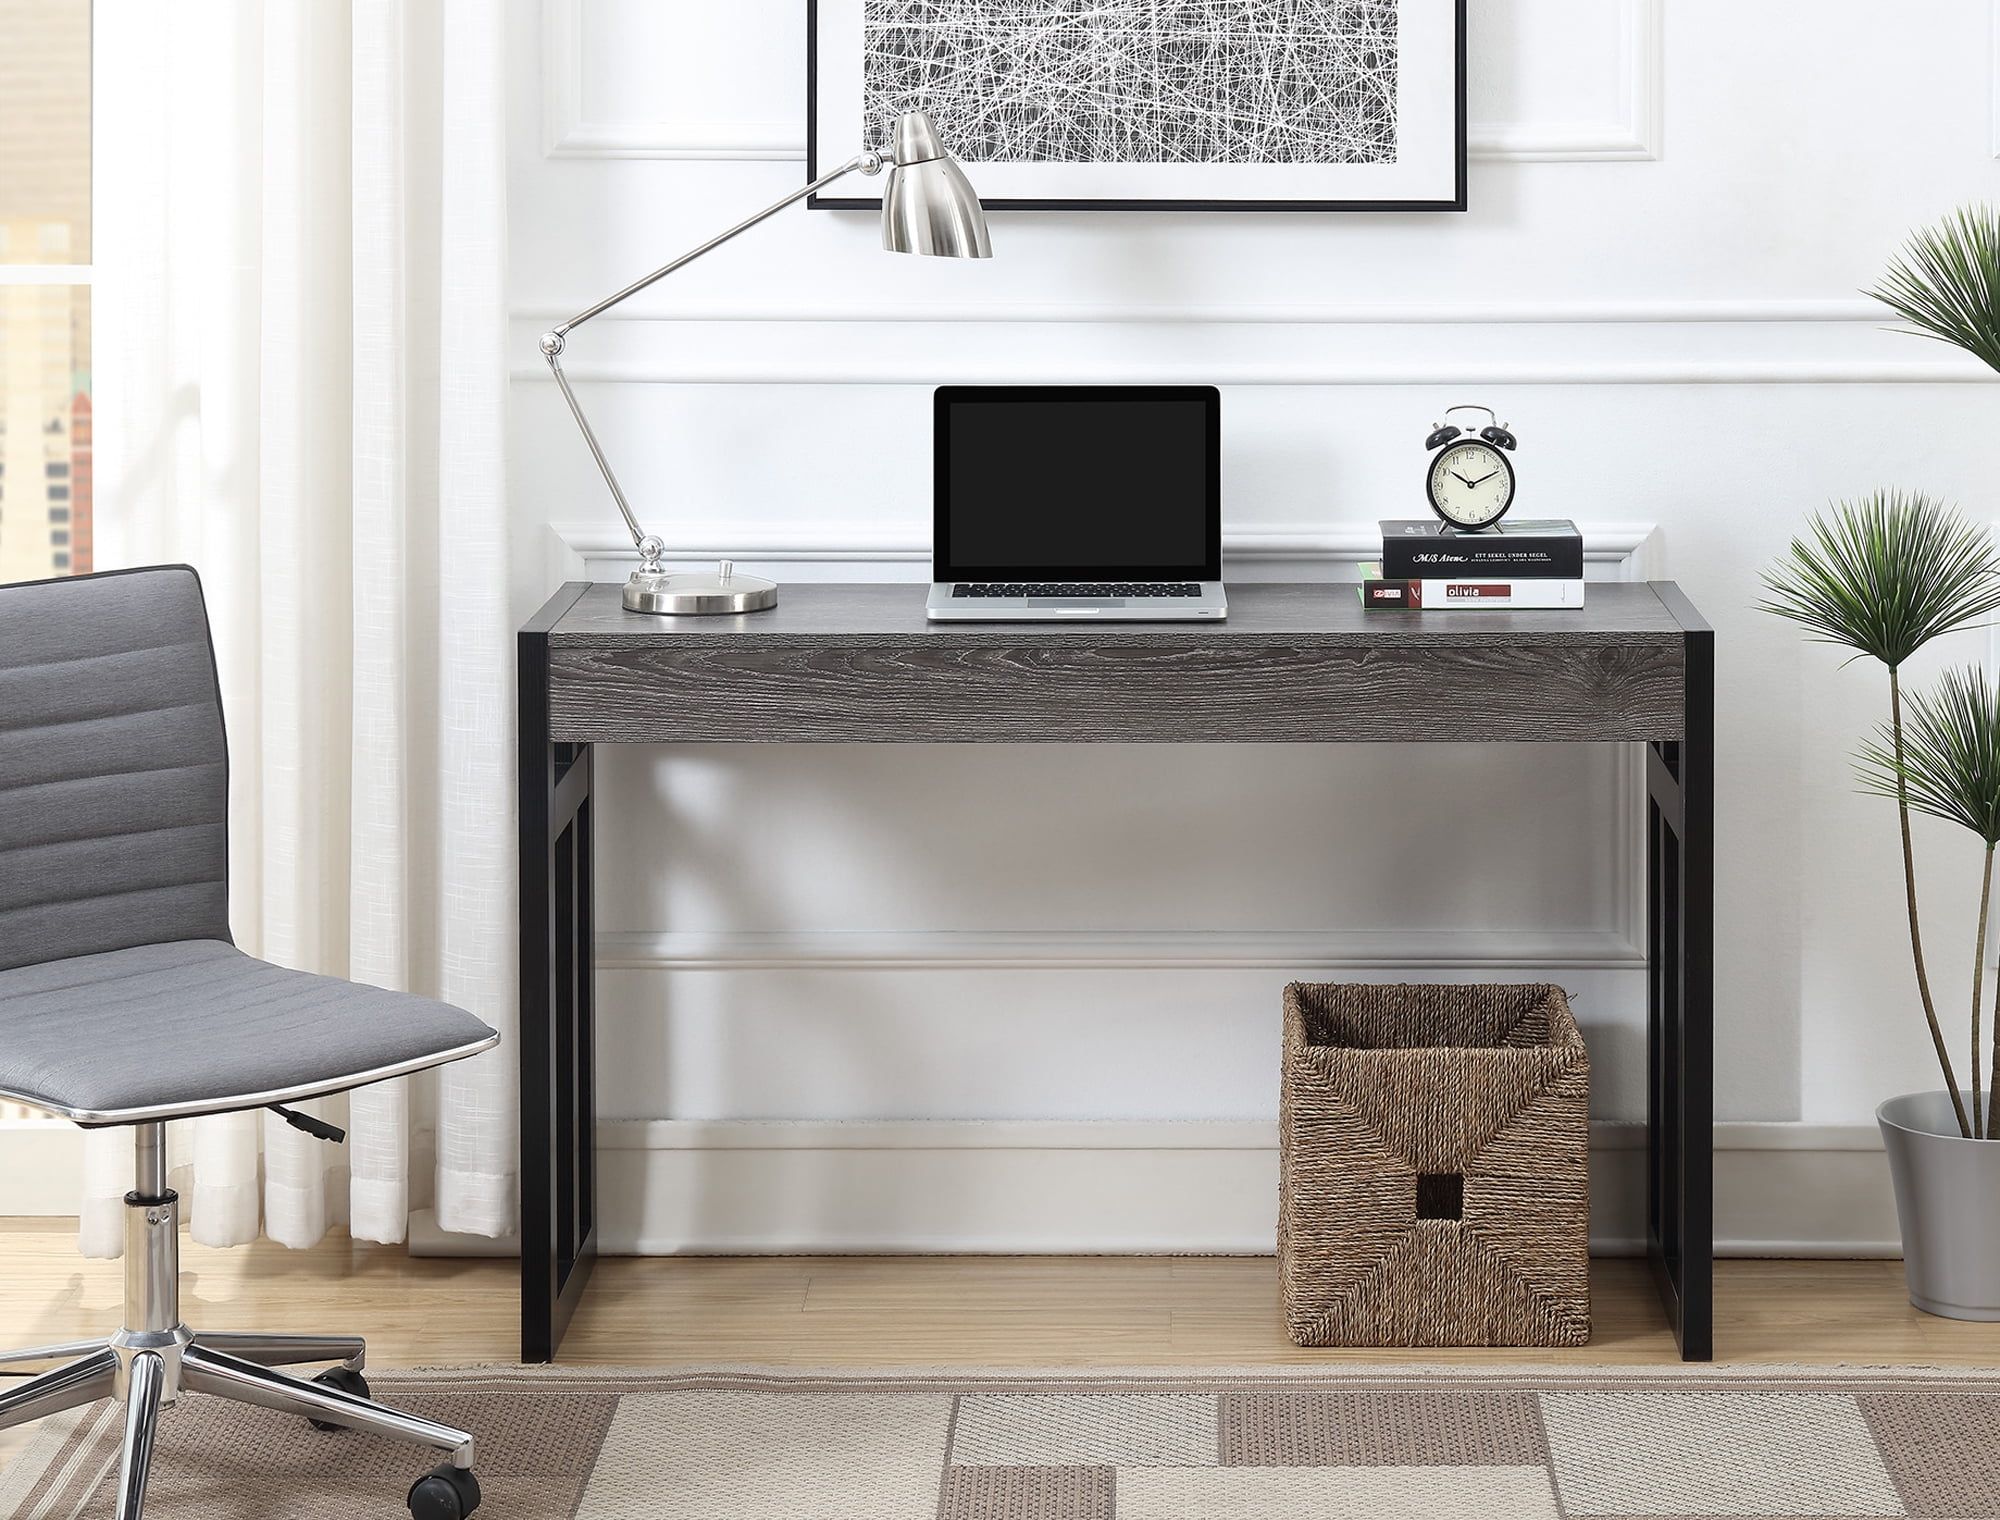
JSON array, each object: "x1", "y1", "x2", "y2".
[
  {"x1": 3, "y1": 1118, "x2": 1904, "y2": 1260},
  {"x1": 594, "y1": 927, "x2": 1646, "y2": 972}
]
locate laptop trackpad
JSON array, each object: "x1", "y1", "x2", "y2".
[{"x1": 1039, "y1": 598, "x2": 1125, "y2": 608}]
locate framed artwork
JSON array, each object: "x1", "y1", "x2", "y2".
[{"x1": 807, "y1": 0, "x2": 1466, "y2": 213}]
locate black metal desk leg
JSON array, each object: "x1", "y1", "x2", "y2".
[
  {"x1": 1645, "y1": 610, "x2": 1715, "y2": 1360},
  {"x1": 520, "y1": 589, "x2": 598, "y2": 1363}
]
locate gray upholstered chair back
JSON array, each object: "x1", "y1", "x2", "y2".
[{"x1": 0, "y1": 567, "x2": 231, "y2": 972}]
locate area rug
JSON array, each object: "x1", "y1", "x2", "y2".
[{"x1": 5, "y1": 1363, "x2": 2000, "y2": 1518}]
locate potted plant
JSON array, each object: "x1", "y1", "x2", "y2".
[{"x1": 1762, "y1": 206, "x2": 2000, "y2": 1317}]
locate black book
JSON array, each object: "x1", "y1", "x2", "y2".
[{"x1": 1379, "y1": 519, "x2": 1584, "y2": 579}]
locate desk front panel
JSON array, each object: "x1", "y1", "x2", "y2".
[{"x1": 545, "y1": 637, "x2": 1685, "y2": 744}]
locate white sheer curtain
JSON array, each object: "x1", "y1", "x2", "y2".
[{"x1": 86, "y1": 0, "x2": 516, "y2": 1256}]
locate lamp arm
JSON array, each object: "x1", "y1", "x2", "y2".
[{"x1": 540, "y1": 151, "x2": 886, "y2": 566}]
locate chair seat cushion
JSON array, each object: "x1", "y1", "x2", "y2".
[{"x1": 0, "y1": 940, "x2": 498, "y2": 1124}]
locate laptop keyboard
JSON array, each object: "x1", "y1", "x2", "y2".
[{"x1": 954, "y1": 582, "x2": 1203, "y2": 598}]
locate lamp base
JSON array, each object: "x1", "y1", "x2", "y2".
[{"x1": 623, "y1": 561, "x2": 778, "y2": 616}]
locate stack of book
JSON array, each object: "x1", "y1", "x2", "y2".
[{"x1": 1360, "y1": 519, "x2": 1585, "y2": 610}]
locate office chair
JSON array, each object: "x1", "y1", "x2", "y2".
[{"x1": 0, "y1": 566, "x2": 500, "y2": 1519}]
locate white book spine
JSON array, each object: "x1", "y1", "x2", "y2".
[
  {"x1": 1358, "y1": 565, "x2": 1587, "y2": 609},
  {"x1": 1416, "y1": 578, "x2": 1586, "y2": 609}
]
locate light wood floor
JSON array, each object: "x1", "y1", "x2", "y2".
[{"x1": 3, "y1": 1220, "x2": 1997, "y2": 1370}]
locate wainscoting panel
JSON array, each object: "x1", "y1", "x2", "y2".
[
  {"x1": 542, "y1": 0, "x2": 1662, "y2": 165},
  {"x1": 1466, "y1": 0, "x2": 1662, "y2": 162},
  {"x1": 592, "y1": 959, "x2": 1651, "y2": 1126},
  {"x1": 540, "y1": 0, "x2": 800, "y2": 159}
]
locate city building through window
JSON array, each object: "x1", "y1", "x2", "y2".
[{"x1": 0, "y1": 0, "x2": 92, "y2": 585}]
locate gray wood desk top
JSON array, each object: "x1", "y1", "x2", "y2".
[
  {"x1": 548, "y1": 581, "x2": 1689, "y2": 649},
  {"x1": 537, "y1": 582, "x2": 1703, "y2": 745}
]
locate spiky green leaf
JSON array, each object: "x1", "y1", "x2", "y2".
[
  {"x1": 1758, "y1": 491, "x2": 2000, "y2": 668},
  {"x1": 1871, "y1": 205, "x2": 2000, "y2": 374},
  {"x1": 1859, "y1": 667, "x2": 2000, "y2": 844}
]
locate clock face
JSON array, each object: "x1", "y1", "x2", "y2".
[{"x1": 1427, "y1": 440, "x2": 1516, "y2": 529}]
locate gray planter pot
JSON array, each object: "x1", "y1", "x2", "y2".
[{"x1": 1878, "y1": 1090, "x2": 2000, "y2": 1320}]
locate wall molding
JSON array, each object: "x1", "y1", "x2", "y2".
[
  {"x1": 1992, "y1": 0, "x2": 2000, "y2": 157},
  {"x1": 547, "y1": 519, "x2": 1659, "y2": 573},
  {"x1": 540, "y1": 0, "x2": 800, "y2": 160},
  {"x1": 595, "y1": 927, "x2": 1646, "y2": 974},
  {"x1": 1468, "y1": 0, "x2": 1663, "y2": 163},
  {"x1": 512, "y1": 295, "x2": 1927, "y2": 391},
  {"x1": 514, "y1": 298, "x2": 1884, "y2": 328},
  {"x1": 542, "y1": 0, "x2": 1662, "y2": 166},
  {"x1": 546, "y1": 118, "x2": 805, "y2": 162},
  {"x1": 515, "y1": 357, "x2": 1983, "y2": 388}
]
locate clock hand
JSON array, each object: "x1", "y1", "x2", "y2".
[
  {"x1": 1451, "y1": 471, "x2": 1477, "y2": 487},
  {"x1": 1466, "y1": 471, "x2": 1499, "y2": 487}
]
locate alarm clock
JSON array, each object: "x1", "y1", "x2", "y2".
[{"x1": 1423, "y1": 405, "x2": 1518, "y2": 530}]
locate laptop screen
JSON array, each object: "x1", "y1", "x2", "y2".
[{"x1": 934, "y1": 386, "x2": 1221, "y2": 581}]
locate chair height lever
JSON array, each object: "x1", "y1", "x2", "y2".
[{"x1": 268, "y1": 1106, "x2": 347, "y2": 1144}]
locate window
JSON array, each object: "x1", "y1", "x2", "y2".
[
  {"x1": 0, "y1": 2, "x2": 89, "y2": 1124},
  {"x1": 0, "y1": 0, "x2": 92, "y2": 588}
]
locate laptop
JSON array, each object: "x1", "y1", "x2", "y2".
[{"x1": 925, "y1": 385, "x2": 1228, "y2": 621}]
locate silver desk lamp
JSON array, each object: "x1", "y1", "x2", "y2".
[{"x1": 541, "y1": 109, "x2": 993, "y2": 615}]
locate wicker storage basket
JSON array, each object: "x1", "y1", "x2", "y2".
[{"x1": 1279, "y1": 982, "x2": 1590, "y2": 1347}]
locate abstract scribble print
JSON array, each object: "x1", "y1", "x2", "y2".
[{"x1": 863, "y1": 0, "x2": 1399, "y2": 165}]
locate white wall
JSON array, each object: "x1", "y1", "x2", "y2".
[{"x1": 503, "y1": 0, "x2": 2000, "y2": 1251}]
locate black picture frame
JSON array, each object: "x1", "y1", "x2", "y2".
[{"x1": 807, "y1": 0, "x2": 1466, "y2": 213}]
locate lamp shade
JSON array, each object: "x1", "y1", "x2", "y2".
[{"x1": 881, "y1": 110, "x2": 992, "y2": 259}]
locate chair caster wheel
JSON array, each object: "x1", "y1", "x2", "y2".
[
  {"x1": 307, "y1": 1365, "x2": 369, "y2": 1431},
  {"x1": 408, "y1": 1463, "x2": 481, "y2": 1519}
]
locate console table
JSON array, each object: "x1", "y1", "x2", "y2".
[{"x1": 518, "y1": 580, "x2": 1713, "y2": 1361}]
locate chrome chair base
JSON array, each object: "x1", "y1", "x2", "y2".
[{"x1": 0, "y1": 1125, "x2": 479, "y2": 1520}]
